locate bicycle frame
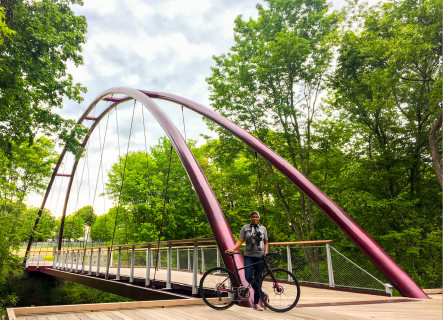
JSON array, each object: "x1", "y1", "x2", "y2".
[{"x1": 228, "y1": 253, "x2": 282, "y2": 293}]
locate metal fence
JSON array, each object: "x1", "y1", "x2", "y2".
[{"x1": 25, "y1": 240, "x2": 393, "y2": 296}]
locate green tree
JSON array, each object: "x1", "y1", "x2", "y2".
[
  {"x1": 327, "y1": 0, "x2": 442, "y2": 288},
  {"x1": 206, "y1": 0, "x2": 337, "y2": 243},
  {"x1": 74, "y1": 206, "x2": 97, "y2": 226},
  {"x1": 0, "y1": 137, "x2": 58, "y2": 202},
  {"x1": 23, "y1": 207, "x2": 56, "y2": 242},
  {"x1": 55, "y1": 214, "x2": 84, "y2": 242},
  {"x1": 0, "y1": 0, "x2": 88, "y2": 159}
]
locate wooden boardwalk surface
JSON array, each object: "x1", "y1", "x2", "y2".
[{"x1": 8, "y1": 295, "x2": 442, "y2": 320}]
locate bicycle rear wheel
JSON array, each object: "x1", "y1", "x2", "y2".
[
  {"x1": 199, "y1": 267, "x2": 238, "y2": 310},
  {"x1": 259, "y1": 268, "x2": 300, "y2": 312}
]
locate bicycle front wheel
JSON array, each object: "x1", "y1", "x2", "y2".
[
  {"x1": 199, "y1": 267, "x2": 238, "y2": 310},
  {"x1": 259, "y1": 268, "x2": 300, "y2": 312}
]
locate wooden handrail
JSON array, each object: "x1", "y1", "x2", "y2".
[{"x1": 27, "y1": 239, "x2": 333, "y2": 253}]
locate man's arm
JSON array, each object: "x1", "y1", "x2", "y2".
[{"x1": 226, "y1": 238, "x2": 244, "y2": 253}]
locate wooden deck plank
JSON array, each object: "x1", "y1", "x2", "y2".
[
  {"x1": 81, "y1": 313, "x2": 102, "y2": 320},
  {"x1": 44, "y1": 315, "x2": 58, "y2": 320},
  {"x1": 91, "y1": 312, "x2": 113, "y2": 320},
  {"x1": 108, "y1": 311, "x2": 134, "y2": 320},
  {"x1": 55, "y1": 315, "x2": 69, "y2": 320},
  {"x1": 64, "y1": 314, "x2": 80, "y2": 320},
  {"x1": 35, "y1": 315, "x2": 48, "y2": 320},
  {"x1": 156, "y1": 307, "x2": 208, "y2": 320},
  {"x1": 136, "y1": 308, "x2": 189, "y2": 320},
  {"x1": 72, "y1": 313, "x2": 90, "y2": 320},
  {"x1": 97, "y1": 312, "x2": 123, "y2": 320},
  {"x1": 115, "y1": 310, "x2": 144, "y2": 320},
  {"x1": 128, "y1": 309, "x2": 168, "y2": 320}
]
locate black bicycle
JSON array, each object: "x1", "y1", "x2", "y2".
[{"x1": 199, "y1": 250, "x2": 300, "y2": 313}]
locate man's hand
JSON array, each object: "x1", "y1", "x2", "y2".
[{"x1": 225, "y1": 249, "x2": 235, "y2": 253}]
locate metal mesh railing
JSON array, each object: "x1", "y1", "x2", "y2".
[{"x1": 329, "y1": 246, "x2": 385, "y2": 291}]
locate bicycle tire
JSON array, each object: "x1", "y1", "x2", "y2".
[
  {"x1": 199, "y1": 267, "x2": 238, "y2": 310},
  {"x1": 259, "y1": 268, "x2": 300, "y2": 312}
]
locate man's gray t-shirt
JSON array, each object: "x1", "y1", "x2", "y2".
[{"x1": 239, "y1": 224, "x2": 268, "y2": 257}]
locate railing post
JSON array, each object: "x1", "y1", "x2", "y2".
[
  {"x1": 130, "y1": 246, "x2": 135, "y2": 283},
  {"x1": 158, "y1": 249, "x2": 161, "y2": 269},
  {"x1": 176, "y1": 248, "x2": 180, "y2": 270},
  {"x1": 192, "y1": 242, "x2": 198, "y2": 295},
  {"x1": 81, "y1": 251, "x2": 86, "y2": 274},
  {"x1": 201, "y1": 247, "x2": 205, "y2": 273},
  {"x1": 88, "y1": 249, "x2": 93, "y2": 275},
  {"x1": 145, "y1": 245, "x2": 151, "y2": 287},
  {"x1": 116, "y1": 247, "x2": 121, "y2": 280},
  {"x1": 52, "y1": 247, "x2": 57, "y2": 269},
  {"x1": 110, "y1": 248, "x2": 114, "y2": 267},
  {"x1": 385, "y1": 284, "x2": 393, "y2": 297},
  {"x1": 105, "y1": 248, "x2": 111, "y2": 279},
  {"x1": 70, "y1": 251, "x2": 74, "y2": 272},
  {"x1": 326, "y1": 243, "x2": 335, "y2": 287},
  {"x1": 64, "y1": 251, "x2": 68, "y2": 270},
  {"x1": 287, "y1": 245, "x2": 292, "y2": 281},
  {"x1": 75, "y1": 250, "x2": 79, "y2": 273},
  {"x1": 166, "y1": 244, "x2": 172, "y2": 289},
  {"x1": 25, "y1": 252, "x2": 29, "y2": 269},
  {"x1": 96, "y1": 248, "x2": 101, "y2": 276},
  {"x1": 187, "y1": 248, "x2": 191, "y2": 271},
  {"x1": 150, "y1": 249, "x2": 154, "y2": 267},
  {"x1": 37, "y1": 251, "x2": 41, "y2": 269},
  {"x1": 217, "y1": 247, "x2": 220, "y2": 268}
]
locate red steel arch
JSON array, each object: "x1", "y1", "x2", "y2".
[{"x1": 27, "y1": 87, "x2": 427, "y2": 299}]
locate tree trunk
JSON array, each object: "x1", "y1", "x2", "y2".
[{"x1": 429, "y1": 111, "x2": 442, "y2": 189}]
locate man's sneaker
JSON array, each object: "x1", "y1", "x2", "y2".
[{"x1": 253, "y1": 304, "x2": 264, "y2": 311}]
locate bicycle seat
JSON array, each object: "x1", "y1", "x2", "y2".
[{"x1": 225, "y1": 251, "x2": 241, "y2": 256}]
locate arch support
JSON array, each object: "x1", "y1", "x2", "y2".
[{"x1": 141, "y1": 91, "x2": 428, "y2": 299}]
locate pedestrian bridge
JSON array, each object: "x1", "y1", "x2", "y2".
[
  {"x1": 24, "y1": 87, "x2": 429, "y2": 309},
  {"x1": 26, "y1": 238, "x2": 394, "y2": 301},
  {"x1": 22, "y1": 238, "x2": 442, "y2": 319}
]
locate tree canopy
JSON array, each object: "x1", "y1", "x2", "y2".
[{"x1": 0, "y1": 0, "x2": 88, "y2": 159}]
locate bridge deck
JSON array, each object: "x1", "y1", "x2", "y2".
[
  {"x1": 29, "y1": 263, "x2": 397, "y2": 305},
  {"x1": 7, "y1": 295, "x2": 442, "y2": 320}
]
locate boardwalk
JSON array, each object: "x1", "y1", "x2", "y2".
[{"x1": 7, "y1": 295, "x2": 442, "y2": 320}]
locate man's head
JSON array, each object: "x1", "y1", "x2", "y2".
[{"x1": 250, "y1": 211, "x2": 260, "y2": 225}]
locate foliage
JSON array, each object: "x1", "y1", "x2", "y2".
[
  {"x1": 0, "y1": 201, "x2": 29, "y2": 282},
  {"x1": 0, "y1": 7, "x2": 14, "y2": 47},
  {"x1": 43, "y1": 255, "x2": 54, "y2": 261},
  {"x1": 73, "y1": 205, "x2": 97, "y2": 226},
  {"x1": 22, "y1": 207, "x2": 56, "y2": 241},
  {"x1": 55, "y1": 214, "x2": 84, "y2": 241},
  {"x1": 0, "y1": 268, "x2": 131, "y2": 316},
  {"x1": 206, "y1": 0, "x2": 339, "y2": 243},
  {"x1": 0, "y1": 137, "x2": 58, "y2": 202},
  {"x1": 0, "y1": 0, "x2": 89, "y2": 160},
  {"x1": 102, "y1": 138, "x2": 207, "y2": 243}
]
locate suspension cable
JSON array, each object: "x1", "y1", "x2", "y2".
[
  {"x1": 108, "y1": 100, "x2": 137, "y2": 262},
  {"x1": 255, "y1": 152, "x2": 268, "y2": 231},
  {"x1": 152, "y1": 145, "x2": 173, "y2": 288},
  {"x1": 141, "y1": 104, "x2": 154, "y2": 232},
  {"x1": 182, "y1": 106, "x2": 197, "y2": 238}
]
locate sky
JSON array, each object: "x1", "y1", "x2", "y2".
[{"x1": 25, "y1": 0, "x2": 380, "y2": 218}]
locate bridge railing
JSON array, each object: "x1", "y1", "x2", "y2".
[{"x1": 25, "y1": 238, "x2": 392, "y2": 296}]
